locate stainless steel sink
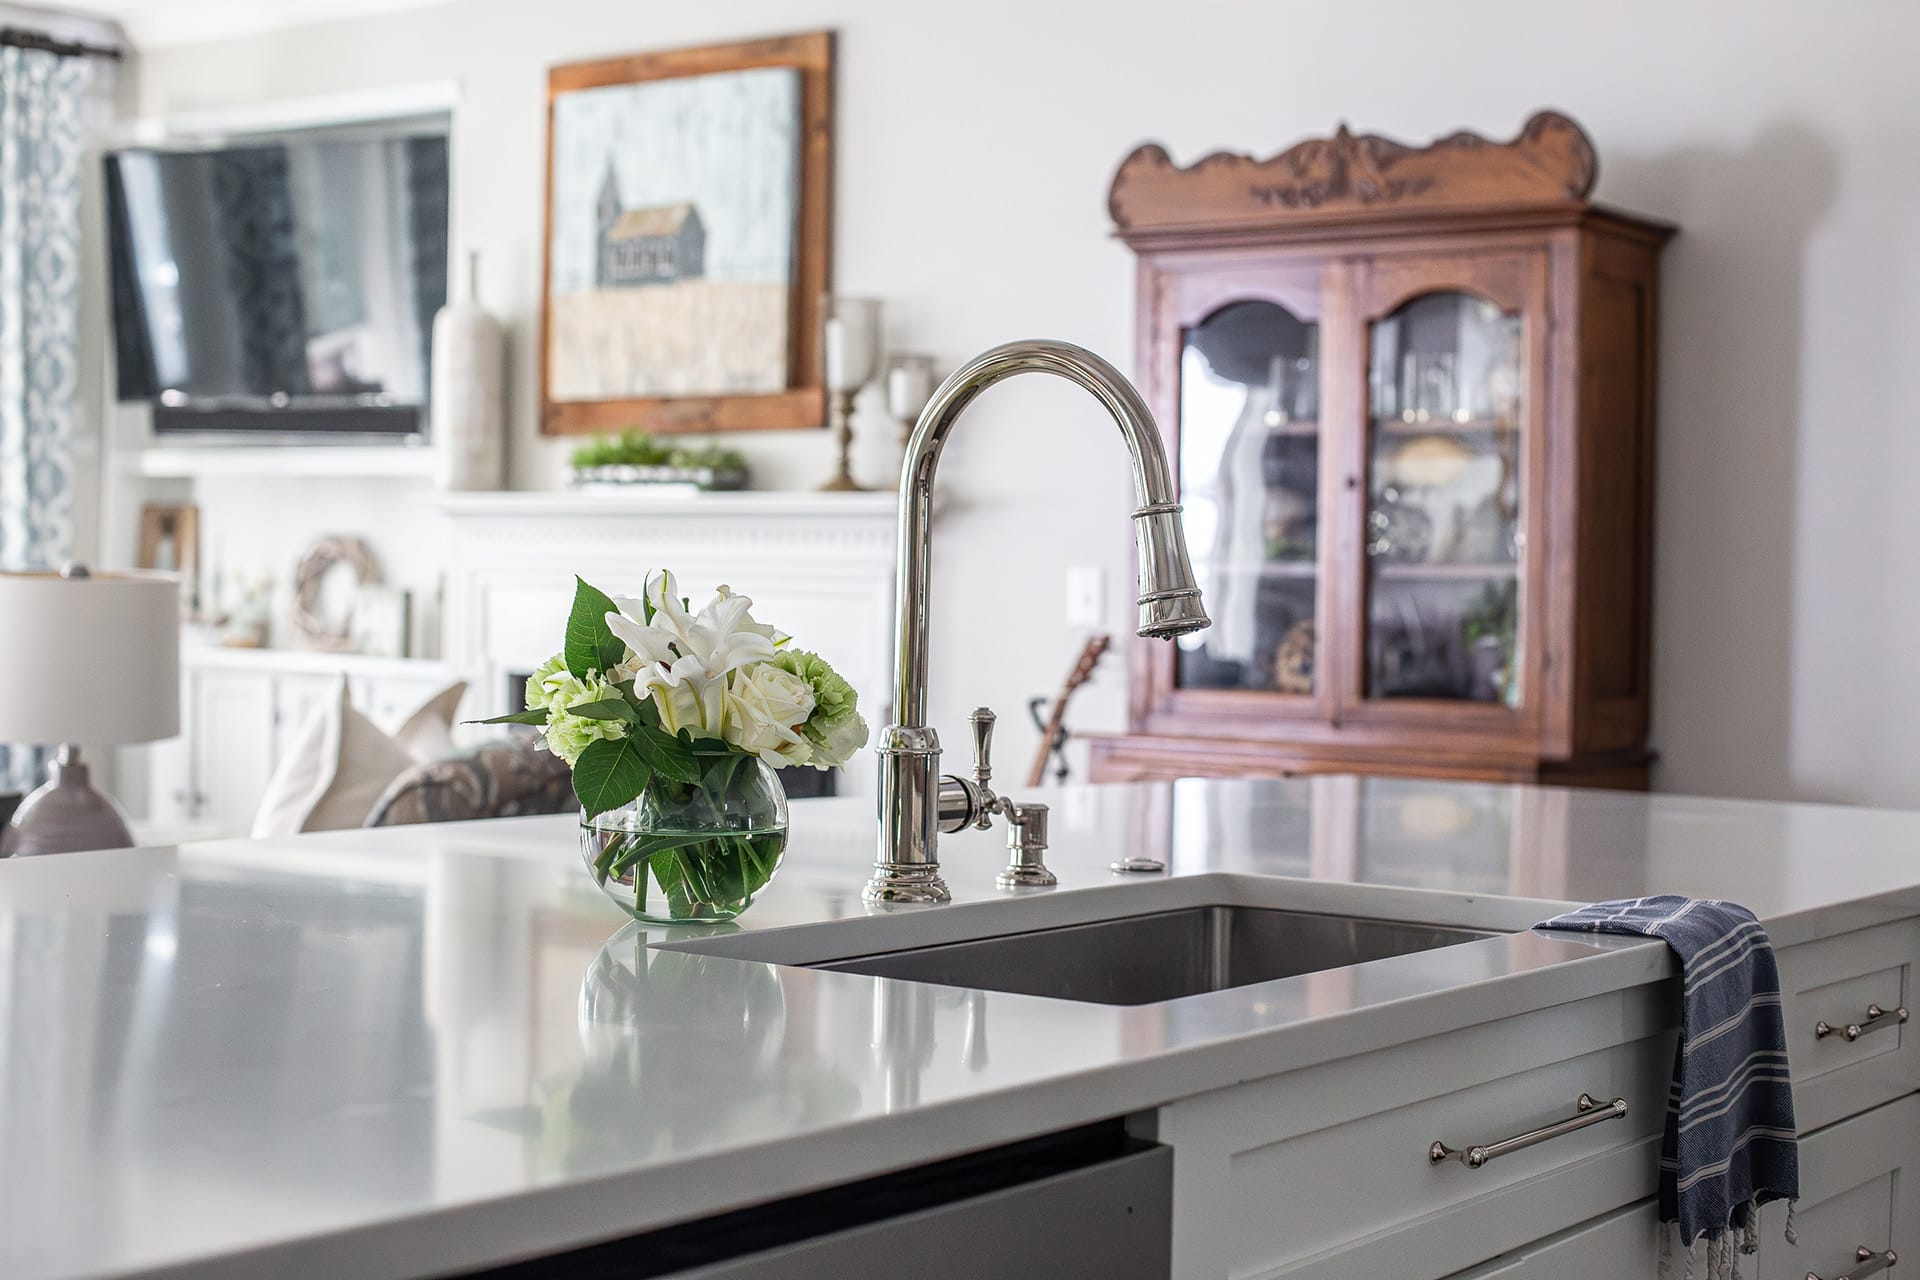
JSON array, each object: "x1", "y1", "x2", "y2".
[{"x1": 810, "y1": 905, "x2": 1497, "y2": 1006}]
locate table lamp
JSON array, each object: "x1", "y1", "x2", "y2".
[{"x1": 0, "y1": 565, "x2": 180, "y2": 857}]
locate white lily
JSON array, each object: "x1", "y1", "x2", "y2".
[
  {"x1": 604, "y1": 603, "x2": 677, "y2": 670},
  {"x1": 632, "y1": 651, "x2": 728, "y2": 739},
  {"x1": 610, "y1": 572, "x2": 779, "y2": 675},
  {"x1": 692, "y1": 588, "x2": 781, "y2": 673}
]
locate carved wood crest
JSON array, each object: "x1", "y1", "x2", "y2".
[{"x1": 1109, "y1": 111, "x2": 1598, "y2": 238}]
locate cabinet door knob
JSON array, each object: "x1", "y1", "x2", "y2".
[
  {"x1": 1815, "y1": 1003, "x2": 1909, "y2": 1042},
  {"x1": 1428, "y1": 1092, "x2": 1627, "y2": 1169},
  {"x1": 1805, "y1": 1245, "x2": 1897, "y2": 1280}
]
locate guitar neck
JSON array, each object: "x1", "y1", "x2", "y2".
[{"x1": 1025, "y1": 635, "x2": 1110, "y2": 788}]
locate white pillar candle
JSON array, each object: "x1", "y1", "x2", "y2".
[
  {"x1": 823, "y1": 299, "x2": 881, "y2": 391},
  {"x1": 824, "y1": 318, "x2": 849, "y2": 390},
  {"x1": 888, "y1": 362, "x2": 933, "y2": 420}
]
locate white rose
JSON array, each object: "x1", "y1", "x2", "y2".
[{"x1": 722, "y1": 663, "x2": 815, "y2": 768}]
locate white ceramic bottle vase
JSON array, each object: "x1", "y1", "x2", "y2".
[{"x1": 431, "y1": 250, "x2": 506, "y2": 491}]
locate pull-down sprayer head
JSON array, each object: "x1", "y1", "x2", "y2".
[{"x1": 1132, "y1": 503, "x2": 1211, "y2": 639}]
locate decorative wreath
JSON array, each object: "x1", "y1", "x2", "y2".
[{"x1": 290, "y1": 535, "x2": 383, "y2": 651}]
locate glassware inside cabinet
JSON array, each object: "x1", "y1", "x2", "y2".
[
  {"x1": 1175, "y1": 300, "x2": 1319, "y2": 695},
  {"x1": 1365, "y1": 292, "x2": 1524, "y2": 707}
]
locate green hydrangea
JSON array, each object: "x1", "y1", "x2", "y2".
[
  {"x1": 525, "y1": 655, "x2": 627, "y2": 766},
  {"x1": 772, "y1": 649, "x2": 869, "y2": 769},
  {"x1": 523, "y1": 654, "x2": 569, "y2": 711}
]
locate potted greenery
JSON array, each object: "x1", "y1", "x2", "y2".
[{"x1": 568, "y1": 431, "x2": 750, "y2": 492}]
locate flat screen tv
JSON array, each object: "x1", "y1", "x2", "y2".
[{"x1": 104, "y1": 130, "x2": 449, "y2": 439}]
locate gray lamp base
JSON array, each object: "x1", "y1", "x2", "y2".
[{"x1": 0, "y1": 747, "x2": 134, "y2": 858}]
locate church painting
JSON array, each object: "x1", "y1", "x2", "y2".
[{"x1": 545, "y1": 63, "x2": 800, "y2": 400}]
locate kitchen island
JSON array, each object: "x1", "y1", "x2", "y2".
[{"x1": 3, "y1": 776, "x2": 1917, "y2": 1279}]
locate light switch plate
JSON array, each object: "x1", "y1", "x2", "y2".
[{"x1": 1065, "y1": 566, "x2": 1106, "y2": 628}]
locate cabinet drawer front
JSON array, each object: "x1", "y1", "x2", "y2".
[
  {"x1": 1755, "y1": 1093, "x2": 1920, "y2": 1280},
  {"x1": 1238, "y1": 1032, "x2": 1668, "y2": 1278},
  {"x1": 1443, "y1": 1198, "x2": 1661, "y2": 1279},
  {"x1": 1776, "y1": 921, "x2": 1919, "y2": 1131},
  {"x1": 1150, "y1": 985, "x2": 1676, "y2": 1279}
]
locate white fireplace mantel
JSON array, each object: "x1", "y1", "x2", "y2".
[{"x1": 437, "y1": 490, "x2": 900, "y2": 795}]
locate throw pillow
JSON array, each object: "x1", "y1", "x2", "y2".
[{"x1": 251, "y1": 680, "x2": 418, "y2": 838}]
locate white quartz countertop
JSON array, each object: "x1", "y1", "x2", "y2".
[{"x1": 5, "y1": 776, "x2": 1920, "y2": 1280}]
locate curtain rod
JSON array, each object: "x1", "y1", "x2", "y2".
[{"x1": 0, "y1": 26, "x2": 123, "y2": 61}]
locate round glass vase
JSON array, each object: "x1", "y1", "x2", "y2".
[{"x1": 580, "y1": 756, "x2": 790, "y2": 924}]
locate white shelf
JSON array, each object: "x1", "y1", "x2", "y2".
[
  {"x1": 179, "y1": 644, "x2": 454, "y2": 680},
  {"x1": 117, "y1": 444, "x2": 438, "y2": 479},
  {"x1": 431, "y1": 488, "x2": 900, "y2": 519}
]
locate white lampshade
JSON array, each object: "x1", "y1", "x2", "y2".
[{"x1": 0, "y1": 570, "x2": 181, "y2": 745}]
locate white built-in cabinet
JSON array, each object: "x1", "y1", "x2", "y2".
[
  {"x1": 1146, "y1": 918, "x2": 1919, "y2": 1279},
  {"x1": 144, "y1": 647, "x2": 459, "y2": 838}
]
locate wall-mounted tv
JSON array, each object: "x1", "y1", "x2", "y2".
[{"x1": 104, "y1": 129, "x2": 449, "y2": 440}]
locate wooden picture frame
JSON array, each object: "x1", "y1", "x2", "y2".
[
  {"x1": 540, "y1": 30, "x2": 833, "y2": 436},
  {"x1": 137, "y1": 502, "x2": 199, "y2": 578}
]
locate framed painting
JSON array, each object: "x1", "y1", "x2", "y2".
[{"x1": 540, "y1": 31, "x2": 833, "y2": 435}]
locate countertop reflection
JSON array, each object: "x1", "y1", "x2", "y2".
[{"x1": 4, "y1": 775, "x2": 1919, "y2": 1279}]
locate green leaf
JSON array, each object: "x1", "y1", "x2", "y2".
[
  {"x1": 564, "y1": 576, "x2": 626, "y2": 679},
  {"x1": 629, "y1": 724, "x2": 703, "y2": 785},
  {"x1": 612, "y1": 831, "x2": 714, "y2": 880},
  {"x1": 468, "y1": 708, "x2": 549, "y2": 726},
  {"x1": 678, "y1": 728, "x2": 737, "y2": 756},
  {"x1": 703, "y1": 751, "x2": 745, "y2": 795},
  {"x1": 571, "y1": 736, "x2": 652, "y2": 818},
  {"x1": 649, "y1": 848, "x2": 694, "y2": 918},
  {"x1": 638, "y1": 573, "x2": 657, "y2": 624},
  {"x1": 565, "y1": 697, "x2": 641, "y2": 723},
  {"x1": 591, "y1": 831, "x2": 628, "y2": 885}
]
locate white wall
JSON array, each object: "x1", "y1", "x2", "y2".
[{"x1": 122, "y1": 0, "x2": 1920, "y2": 806}]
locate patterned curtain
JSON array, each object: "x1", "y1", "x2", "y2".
[{"x1": 0, "y1": 47, "x2": 92, "y2": 792}]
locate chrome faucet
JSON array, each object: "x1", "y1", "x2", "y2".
[{"x1": 867, "y1": 339, "x2": 1210, "y2": 904}]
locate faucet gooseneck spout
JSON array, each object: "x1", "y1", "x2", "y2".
[{"x1": 868, "y1": 339, "x2": 1210, "y2": 904}]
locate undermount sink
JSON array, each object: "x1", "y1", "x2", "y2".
[{"x1": 808, "y1": 905, "x2": 1498, "y2": 1007}]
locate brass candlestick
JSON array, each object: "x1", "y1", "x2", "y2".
[
  {"x1": 817, "y1": 389, "x2": 866, "y2": 492},
  {"x1": 817, "y1": 295, "x2": 882, "y2": 492}
]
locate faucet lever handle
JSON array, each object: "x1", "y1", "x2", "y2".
[{"x1": 968, "y1": 707, "x2": 997, "y2": 790}]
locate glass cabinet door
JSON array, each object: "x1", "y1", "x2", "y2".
[
  {"x1": 1174, "y1": 299, "x2": 1320, "y2": 696},
  {"x1": 1363, "y1": 291, "x2": 1525, "y2": 707}
]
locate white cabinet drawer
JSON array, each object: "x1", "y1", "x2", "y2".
[
  {"x1": 1755, "y1": 1093, "x2": 1920, "y2": 1280},
  {"x1": 1443, "y1": 1198, "x2": 1660, "y2": 1279},
  {"x1": 1152, "y1": 981, "x2": 1676, "y2": 1280},
  {"x1": 1775, "y1": 921, "x2": 1919, "y2": 1132}
]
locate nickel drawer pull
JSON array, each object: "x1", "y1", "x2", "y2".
[
  {"x1": 1428, "y1": 1093, "x2": 1628, "y2": 1169},
  {"x1": 1806, "y1": 1245, "x2": 1897, "y2": 1280},
  {"x1": 1815, "y1": 1003, "x2": 1909, "y2": 1042}
]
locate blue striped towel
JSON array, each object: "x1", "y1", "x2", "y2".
[{"x1": 1537, "y1": 897, "x2": 1798, "y2": 1280}]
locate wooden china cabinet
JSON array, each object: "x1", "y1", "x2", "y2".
[{"x1": 1087, "y1": 112, "x2": 1675, "y2": 789}]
